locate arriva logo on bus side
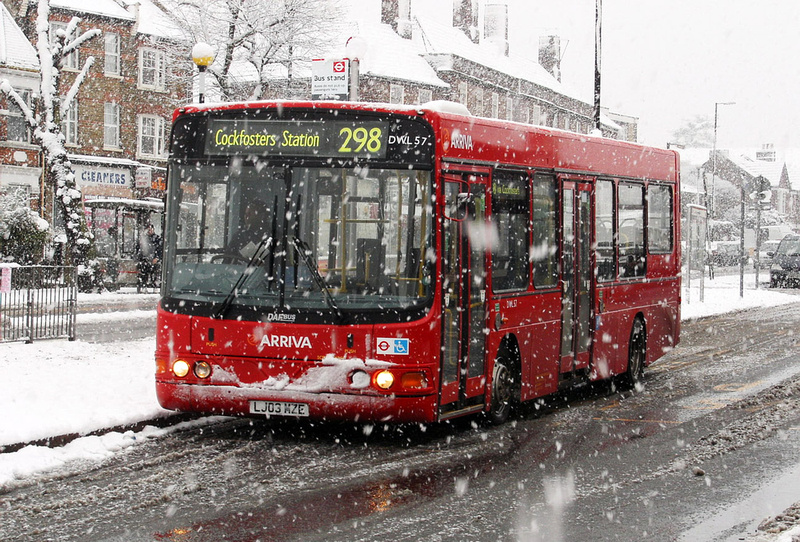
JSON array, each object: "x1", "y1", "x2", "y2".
[{"x1": 450, "y1": 130, "x2": 473, "y2": 151}]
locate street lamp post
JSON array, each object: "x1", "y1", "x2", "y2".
[
  {"x1": 593, "y1": 0, "x2": 602, "y2": 133},
  {"x1": 191, "y1": 43, "x2": 215, "y2": 104},
  {"x1": 710, "y1": 101, "x2": 735, "y2": 219}
]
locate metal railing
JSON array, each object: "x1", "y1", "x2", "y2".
[{"x1": 0, "y1": 265, "x2": 77, "y2": 343}]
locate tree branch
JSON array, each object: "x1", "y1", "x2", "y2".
[
  {"x1": 63, "y1": 57, "x2": 96, "y2": 111},
  {"x1": 0, "y1": 79, "x2": 37, "y2": 127}
]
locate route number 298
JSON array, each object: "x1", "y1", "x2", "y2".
[{"x1": 339, "y1": 126, "x2": 383, "y2": 153}]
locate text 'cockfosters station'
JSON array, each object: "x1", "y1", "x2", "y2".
[{"x1": 205, "y1": 119, "x2": 389, "y2": 158}]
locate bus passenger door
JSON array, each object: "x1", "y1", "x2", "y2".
[
  {"x1": 440, "y1": 174, "x2": 489, "y2": 416},
  {"x1": 560, "y1": 180, "x2": 593, "y2": 375}
]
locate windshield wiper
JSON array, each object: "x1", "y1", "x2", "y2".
[
  {"x1": 292, "y1": 236, "x2": 345, "y2": 321},
  {"x1": 214, "y1": 236, "x2": 273, "y2": 319}
]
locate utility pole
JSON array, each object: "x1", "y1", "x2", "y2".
[{"x1": 593, "y1": 0, "x2": 602, "y2": 132}]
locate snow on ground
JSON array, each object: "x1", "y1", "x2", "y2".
[{"x1": 0, "y1": 271, "x2": 799, "y2": 533}]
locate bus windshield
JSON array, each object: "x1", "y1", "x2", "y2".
[{"x1": 163, "y1": 162, "x2": 433, "y2": 319}]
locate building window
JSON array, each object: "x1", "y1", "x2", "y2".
[
  {"x1": 417, "y1": 88, "x2": 433, "y2": 105},
  {"x1": 475, "y1": 87, "x2": 484, "y2": 116},
  {"x1": 389, "y1": 84, "x2": 405, "y2": 104},
  {"x1": 62, "y1": 99, "x2": 78, "y2": 146},
  {"x1": 7, "y1": 184, "x2": 31, "y2": 202},
  {"x1": 533, "y1": 105, "x2": 542, "y2": 125},
  {"x1": 506, "y1": 96, "x2": 513, "y2": 121},
  {"x1": 105, "y1": 33, "x2": 120, "y2": 76},
  {"x1": 50, "y1": 22, "x2": 79, "y2": 69},
  {"x1": 137, "y1": 115, "x2": 165, "y2": 158},
  {"x1": 139, "y1": 48, "x2": 166, "y2": 91},
  {"x1": 491, "y1": 92, "x2": 499, "y2": 118},
  {"x1": 6, "y1": 89, "x2": 32, "y2": 143},
  {"x1": 104, "y1": 103, "x2": 120, "y2": 149},
  {"x1": 458, "y1": 82, "x2": 468, "y2": 105}
]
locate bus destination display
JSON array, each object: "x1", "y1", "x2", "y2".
[{"x1": 206, "y1": 119, "x2": 390, "y2": 158}]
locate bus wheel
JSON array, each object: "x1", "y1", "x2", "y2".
[
  {"x1": 622, "y1": 317, "x2": 646, "y2": 389},
  {"x1": 488, "y1": 358, "x2": 514, "y2": 425}
]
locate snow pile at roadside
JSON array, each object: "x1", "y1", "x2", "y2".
[{"x1": 0, "y1": 337, "x2": 167, "y2": 448}]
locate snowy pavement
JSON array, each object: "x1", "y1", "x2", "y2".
[{"x1": 1, "y1": 272, "x2": 800, "y2": 540}]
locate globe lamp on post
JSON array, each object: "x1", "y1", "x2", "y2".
[{"x1": 191, "y1": 42, "x2": 215, "y2": 103}]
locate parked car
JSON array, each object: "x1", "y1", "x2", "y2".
[
  {"x1": 756, "y1": 239, "x2": 781, "y2": 269},
  {"x1": 711, "y1": 241, "x2": 740, "y2": 267},
  {"x1": 769, "y1": 234, "x2": 800, "y2": 288}
]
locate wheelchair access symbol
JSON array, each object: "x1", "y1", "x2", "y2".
[{"x1": 376, "y1": 338, "x2": 410, "y2": 355}]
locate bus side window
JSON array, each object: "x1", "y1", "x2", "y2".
[
  {"x1": 595, "y1": 179, "x2": 615, "y2": 281},
  {"x1": 491, "y1": 171, "x2": 529, "y2": 291},
  {"x1": 618, "y1": 182, "x2": 646, "y2": 278},
  {"x1": 532, "y1": 174, "x2": 558, "y2": 288},
  {"x1": 647, "y1": 184, "x2": 673, "y2": 253}
]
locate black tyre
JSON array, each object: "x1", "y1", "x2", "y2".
[
  {"x1": 621, "y1": 317, "x2": 646, "y2": 389},
  {"x1": 488, "y1": 358, "x2": 514, "y2": 425}
]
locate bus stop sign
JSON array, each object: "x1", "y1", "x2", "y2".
[{"x1": 311, "y1": 59, "x2": 349, "y2": 100}]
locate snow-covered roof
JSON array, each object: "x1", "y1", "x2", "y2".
[
  {"x1": 120, "y1": 0, "x2": 185, "y2": 40},
  {"x1": 347, "y1": 21, "x2": 448, "y2": 88},
  {"x1": 261, "y1": 20, "x2": 449, "y2": 89},
  {"x1": 727, "y1": 153, "x2": 785, "y2": 187},
  {"x1": 68, "y1": 152, "x2": 162, "y2": 169},
  {"x1": 48, "y1": 0, "x2": 183, "y2": 41},
  {"x1": 0, "y1": 3, "x2": 38, "y2": 71},
  {"x1": 50, "y1": 0, "x2": 134, "y2": 21},
  {"x1": 412, "y1": 15, "x2": 582, "y2": 101},
  {"x1": 678, "y1": 147, "x2": 800, "y2": 192}
]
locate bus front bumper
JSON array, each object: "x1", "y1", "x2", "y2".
[{"x1": 156, "y1": 381, "x2": 440, "y2": 424}]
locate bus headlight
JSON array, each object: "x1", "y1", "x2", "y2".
[
  {"x1": 374, "y1": 370, "x2": 395, "y2": 390},
  {"x1": 194, "y1": 361, "x2": 212, "y2": 379},
  {"x1": 172, "y1": 359, "x2": 190, "y2": 378}
]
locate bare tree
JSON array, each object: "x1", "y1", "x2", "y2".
[
  {"x1": 671, "y1": 115, "x2": 714, "y2": 148},
  {"x1": 161, "y1": 0, "x2": 342, "y2": 101},
  {"x1": 0, "y1": 0, "x2": 100, "y2": 268}
]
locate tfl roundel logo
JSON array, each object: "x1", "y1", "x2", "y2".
[
  {"x1": 333, "y1": 61, "x2": 346, "y2": 73},
  {"x1": 376, "y1": 337, "x2": 410, "y2": 355}
]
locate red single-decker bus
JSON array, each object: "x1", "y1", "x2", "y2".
[{"x1": 155, "y1": 100, "x2": 680, "y2": 424}]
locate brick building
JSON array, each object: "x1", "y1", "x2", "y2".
[
  {"x1": 265, "y1": 0, "x2": 632, "y2": 140},
  {"x1": 0, "y1": 0, "x2": 191, "y2": 225},
  {"x1": 0, "y1": 1, "x2": 41, "y2": 209}
]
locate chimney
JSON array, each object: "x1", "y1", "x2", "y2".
[
  {"x1": 127, "y1": 0, "x2": 141, "y2": 33},
  {"x1": 453, "y1": 0, "x2": 479, "y2": 44},
  {"x1": 484, "y1": 4, "x2": 509, "y2": 56},
  {"x1": 538, "y1": 35, "x2": 562, "y2": 82},
  {"x1": 382, "y1": 0, "x2": 413, "y2": 39},
  {"x1": 756, "y1": 143, "x2": 776, "y2": 162}
]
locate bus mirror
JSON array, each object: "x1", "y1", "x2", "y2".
[{"x1": 445, "y1": 191, "x2": 473, "y2": 221}]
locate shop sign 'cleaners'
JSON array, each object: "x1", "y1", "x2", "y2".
[{"x1": 311, "y1": 59, "x2": 349, "y2": 100}]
